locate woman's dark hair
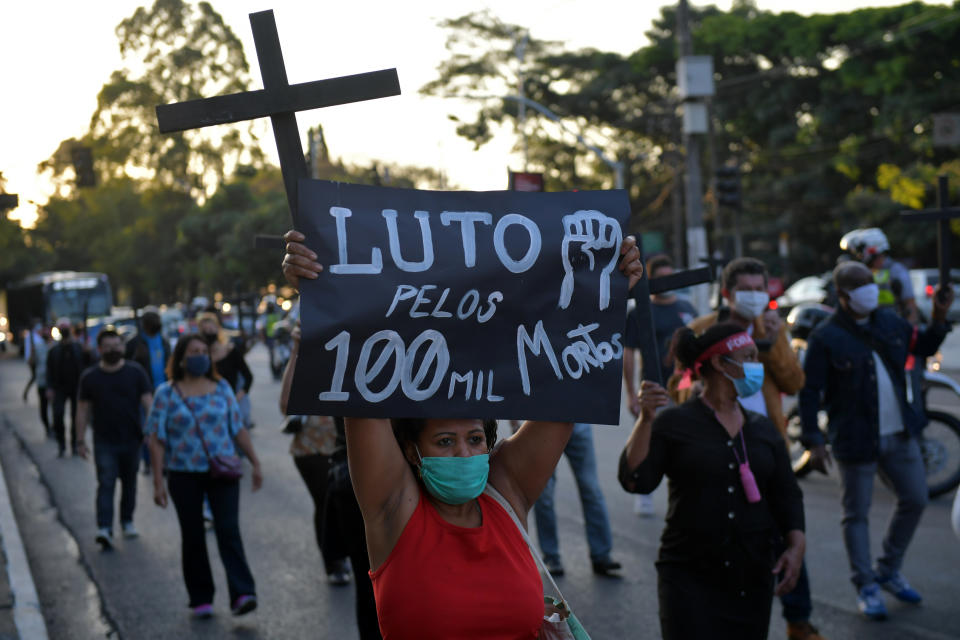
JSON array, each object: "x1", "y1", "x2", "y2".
[
  {"x1": 670, "y1": 322, "x2": 746, "y2": 375},
  {"x1": 391, "y1": 418, "x2": 499, "y2": 453},
  {"x1": 167, "y1": 333, "x2": 220, "y2": 382}
]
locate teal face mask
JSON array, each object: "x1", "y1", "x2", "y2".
[
  {"x1": 416, "y1": 446, "x2": 490, "y2": 505},
  {"x1": 723, "y1": 358, "x2": 765, "y2": 398}
]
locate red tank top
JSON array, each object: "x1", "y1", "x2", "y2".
[{"x1": 369, "y1": 488, "x2": 543, "y2": 639}]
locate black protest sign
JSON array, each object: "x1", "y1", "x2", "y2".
[{"x1": 286, "y1": 181, "x2": 631, "y2": 424}]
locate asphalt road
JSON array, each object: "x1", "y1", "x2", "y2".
[{"x1": 1, "y1": 343, "x2": 959, "y2": 640}]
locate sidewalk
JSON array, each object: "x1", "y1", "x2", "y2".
[{"x1": 0, "y1": 351, "x2": 48, "y2": 640}]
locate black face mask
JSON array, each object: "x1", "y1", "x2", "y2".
[
  {"x1": 102, "y1": 350, "x2": 122, "y2": 365},
  {"x1": 202, "y1": 332, "x2": 219, "y2": 345}
]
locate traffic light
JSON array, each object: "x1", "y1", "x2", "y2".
[
  {"x1": 71, "y1": 146, "x2": 96, "y2": 188},
  {"x1": 715, "y1": 166, "x2": 740, "y2": 208}
]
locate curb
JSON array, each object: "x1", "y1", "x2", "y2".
[{"x1": 0, "y1": 452, "x2": 48, "y2": 640}]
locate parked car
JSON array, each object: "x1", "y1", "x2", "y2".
[
  {"x1": 909, "y1": 268, "x2": 960, "y2": 323},
  {"x1": 776, "y1": 273, "x2": 832, "y2": 315}
]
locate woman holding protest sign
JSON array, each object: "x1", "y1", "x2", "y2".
[
  {"x1": 146, "y1": 334, "x2": 263, "y2": 619},
  {"x1": 619, "y1": 323, "x2": 805, "y2": 639},
  {"x1": 282, "y1": 228, "x2": 643, "y2": 639}
]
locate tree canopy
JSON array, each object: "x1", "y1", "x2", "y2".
[
  {"x1": 422, "y1": 1, "x2": 960, "y2": 278},
  {"x1": 38, "y1": 0, "x2": 263, "y2": 201},
  {"x1": 5, "y1": 1, "x2": 442, "y2": 307}
]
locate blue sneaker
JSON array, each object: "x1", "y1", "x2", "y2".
[
  {"x1": 877, "y1": 571, "x2": 923, "y2": 604},
  {"x1": 857, "y1": 583, "x2": 888, "y2": 620}
]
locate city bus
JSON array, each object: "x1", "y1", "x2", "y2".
[{"x1": 5, "y1": 271, "x2": 113, "y2": 346}]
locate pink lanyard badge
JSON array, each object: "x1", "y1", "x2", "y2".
[{"x1": 731, "y1": 431, "x2": 762, "y2": 503}]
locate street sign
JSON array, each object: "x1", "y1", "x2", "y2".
[{"x1": 933, "y1": 113, "x2": 960, "y2": 147}]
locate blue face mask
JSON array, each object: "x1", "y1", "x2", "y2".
[
  {"x1": 185, "y1": 354, "x2": 211, "y2": 377},
  {"x1": 723, "y1": 358, "x2": 765, "y2": 397},
  {"x1": 416, "y1": 445, "x2": 490, "y2": 505}
]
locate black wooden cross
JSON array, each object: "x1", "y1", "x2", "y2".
[
  {"x1": 630, "y1": 236, "x2": 713, "y2": 384},
  {"x1": 155, "y1": 9, "x2": 400, "y2": 226},
  {"x1": 901, "y1": 175, "x2": 960, "y2": 303}
]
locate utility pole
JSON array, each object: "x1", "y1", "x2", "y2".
[
  {"x1": 676, "y1": 0, "x2": 711, "y2": 314},
  {"x1": 515, "y1": 31, "x2": 530, "y2": 172}
]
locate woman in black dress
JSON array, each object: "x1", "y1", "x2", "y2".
[{"x1": 619, "y1": 322, "x2": 805, "y2": 640}]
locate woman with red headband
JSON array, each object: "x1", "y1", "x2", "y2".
[{"x1": 619, "y1": 322, "x2": 805, "y2": 640}]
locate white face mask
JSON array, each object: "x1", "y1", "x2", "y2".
[
  {"x1": 845, "y1": 283, "x2": 879, "y2": 315},
  {"x1": 733, "y1": 290, "x2": 770, "y2": 319}
]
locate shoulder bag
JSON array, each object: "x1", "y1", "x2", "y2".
[
  {"x1": 173, "y1": 384, "x2": 243, "y2": 480},
  {"x1": 483, "y1": 485, "x2": 591, "y2": 640}
]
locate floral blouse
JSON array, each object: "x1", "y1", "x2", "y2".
[{"x1": 145, "y1": 380, "x2": 243, "y2": 472}]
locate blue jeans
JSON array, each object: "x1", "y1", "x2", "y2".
[
  {"x1": 93, "y1": 440, "x2": 140, "y2": 529},
  {"x1": 534, "y1": 423, "x2": 614, "y2": 563},
  {"x1": 838, "y1": 433, "x2": 928, "y2": 588}
]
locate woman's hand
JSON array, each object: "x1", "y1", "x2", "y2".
[
  {"x1": 251, "y1": 462, "x2": 263, "y2": 492},
  {"x1": 154, "y1": 481, "x2": 168, "y2": 508},
  {"x1": 638, "y1": 380, "x2": 669, "y2": 424},
  {"x1": 282, "y1": 230, "x2": 324, "y2": 288},
  {"x1": 772, "y1": 531, "x2": 805, "y2": 596},
  {"x1": 235, "y1": 390, "x2": 246, "y2": 403},
  {"x1": 618, "y1": 235, "x2": 644, "y2": 291}
]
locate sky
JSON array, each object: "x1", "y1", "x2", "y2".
[{"x1": 0, "y1": 0, "x2": 941, "y2": 227}]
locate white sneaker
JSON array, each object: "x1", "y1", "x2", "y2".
[
  {"x1": 121, "y1": 522, "x2": 139, "y2": 539},
  {"x1": 633, "y1": 494, "x2": 655, "y2": 517},
  {"x1": 95, "y1": 528, "x2": 114, "y2": 549}
]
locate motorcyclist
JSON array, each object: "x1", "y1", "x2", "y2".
[{"x1": 839, "y1": 228, "x2": 919, "y2": 325}]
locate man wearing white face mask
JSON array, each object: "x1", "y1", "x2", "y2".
[
  {"x1": 671, "y1": 257, "x2": 805, "y2": 441},
  {"x1": 799, "y1": 261, "x2": 953, "y2": 621},
  {"x1": 669, "y1": 257, "x2": 821, "y2": 640}
]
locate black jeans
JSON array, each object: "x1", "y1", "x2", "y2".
[
  {"x1": 52, "y1": 390, "x2": 78, "y2": 452},
  {"x1": 93, "y1": 440, "x2": 140, "y2": 529},
  {"x1": 293, "y1": 453, "x2": 346, "y2": 574},
  {"x1": 167, "y1": 471, "x2": 256, "y2": 607}
]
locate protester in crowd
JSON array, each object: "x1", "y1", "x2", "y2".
[
  {"x1": 620, "y1": 323, "x2": 806, "y2": 640},
  {"x1": 839, "y1": 227, "x2": 919, "y2": 324},
  {"x1": 75, "y1": 329, "x2": 153, "y2": 549},
  {"x1": 125, "y1": 308, "x2": 170, "y2": 474},
  {"x1": 126, "y1": 308, "x2": 170, "y2": 388},
  {"x1": 279, "y1": 322, "x2": 350, "y2": 585},
  {"x1": 30, "y1": 326, "x2": 53, "y2": 437},
  {"x1": 666, "y1": 257, "x2": 821, "y2": 639},
  {"x1": 281, "y1": 228, "x2": 644, "y2": 638},
  {"x1": 46, "y1": 318, "x2": 92, "y2": 457},
  {"x1": 21, "y1": 318, "x2": 43, "y2": 402},
  {"x1": 197, "y1": 312, "x2": 253, "y2": 410},
  {"x1": 533, "y1": 423, "x2": 622, "y2": 577},
  {"x1": 146, "y1": 334, "x2": 263, "y2": 618},
  {"x1": 623, "y1": 254, "x2": 696, "y2": 517},
  {"x1": 670, "y1": 257, "x2": 804, "y2": 439},
  {"x1": 798, "y1": 261, "x2": 952, "y2": 620}
]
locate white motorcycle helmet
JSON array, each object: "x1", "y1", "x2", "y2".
[{"x1": 839, "y1": 227, "x2": 889, "y2": 262}]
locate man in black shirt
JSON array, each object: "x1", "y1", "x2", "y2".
[
  {"x1": 46, "y1": 319, "x2": 92, "y2": 457},
  {"x1": 76, "y1": 329, "x2": 153, "y2": 549}
]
